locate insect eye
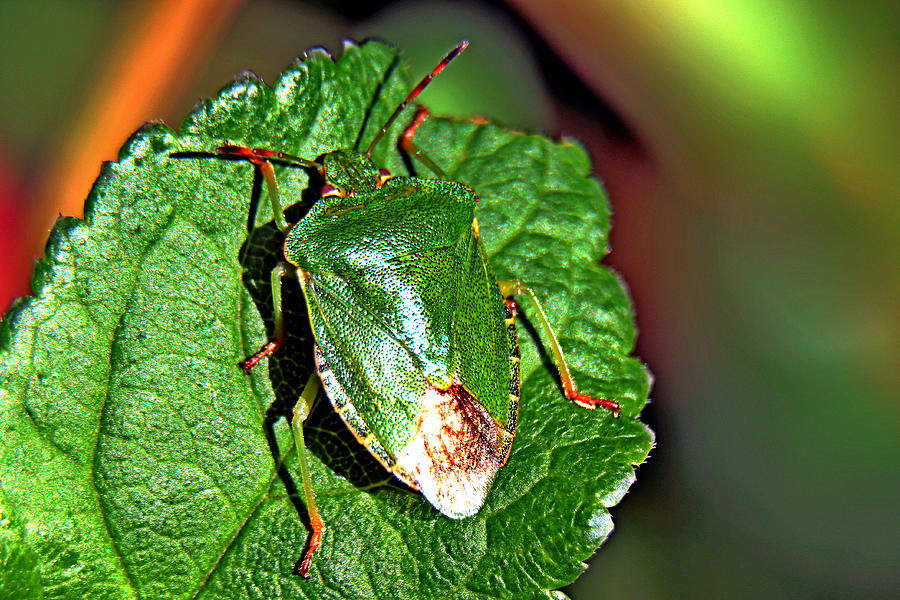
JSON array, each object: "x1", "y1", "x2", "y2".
[{"x1": 321, "y1": 184, "x2": 346, "y2": 198}]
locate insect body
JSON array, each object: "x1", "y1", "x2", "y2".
[{"x1": 209, "y1": 42, "x2": 620, "y2": 578}]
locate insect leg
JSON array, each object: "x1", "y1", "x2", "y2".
[
  {"x1": 240, "y1": 262, "x2": 294, "y2": 371},
  {"x1": 291, "y1": 374, "x2": 326, "y2": 578},
  {"x1": 498, "y1": 280, "x2": 621, "y2": 417},
  {"x1": 400, "y1": 107, "x2": 448, "y2": 179},
  {"x1": 215, "y1": 146, "x2": 322, "y2": 232}
]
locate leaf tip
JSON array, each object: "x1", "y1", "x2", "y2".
[{"x1": 302, "y1": 46, "x2": 333, "y2": 61}]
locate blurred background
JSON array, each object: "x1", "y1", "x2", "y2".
[{"x1": 1, "y1": 1, "x2": 896, "y2": 598}]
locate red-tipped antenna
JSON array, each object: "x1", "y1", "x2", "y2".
[{"x1": 365, "y1": 40, "x2": 469, "y2": 156}]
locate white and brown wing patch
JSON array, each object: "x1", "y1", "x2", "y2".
[{"x1": 394, "y1": 383, "x2": 510, "y2": 519}]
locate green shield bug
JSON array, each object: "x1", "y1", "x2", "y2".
[{"x1": 185, "y1": 41, "x2": 620, "y2": 578}]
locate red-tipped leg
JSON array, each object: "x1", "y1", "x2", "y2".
[
  {"x1": 239, "y1": 339, "x2": 284, "y2": 372},
  {"x1": 499, "y1": 280, "x2": 621, "y2": 418},
  {"x1": 239, "y1": 262, "x2": 293, "y2": 372},
  {"x1": 295, "y1": 512, "x2": 325, "y2": 578},
  {"x1": 566, "y1": 391, "x2": 621, "y2": 417},
  {"x1": 214, "y1": 146, "x2": 322, "y2": 232},
  {"x1": 291, "y1": 376, "x2": 326, "y2": 578}
]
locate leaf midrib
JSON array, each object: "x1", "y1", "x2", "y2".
[{"x1": 88, "y1": 209, "x2": 179, "y2": 597}]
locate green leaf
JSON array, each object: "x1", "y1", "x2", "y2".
[{"x1": 0, "y1": 41, "x2": 652, "y2": 599}]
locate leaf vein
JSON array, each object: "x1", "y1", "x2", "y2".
[{"x1": 88, "y1": 209, "x2": 178, "y2": 595}]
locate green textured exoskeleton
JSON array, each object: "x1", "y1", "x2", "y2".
[
  {"x1": 205, "y1": 42, "x2": 620, "y2": 578},
  {"x1": 289, "y1": 149, "x2": 519, "y2": 518}
]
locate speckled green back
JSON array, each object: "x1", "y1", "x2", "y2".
[{"x1": 285, "y1": 175, "x2": 517, "y2": 456}]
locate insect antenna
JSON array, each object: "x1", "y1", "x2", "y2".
[{"x1": 364, "y1": 40, "x2": 469, "y2": 156}]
